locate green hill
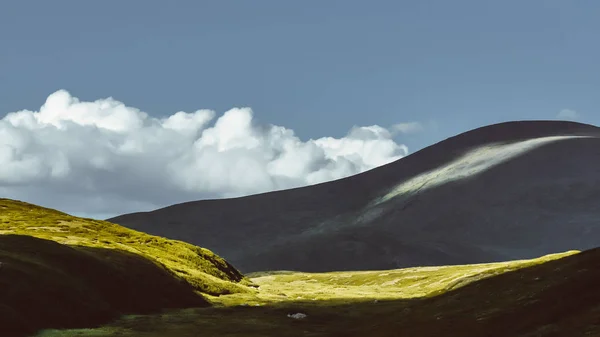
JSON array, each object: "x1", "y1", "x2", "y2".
[
  {"x1": 3, "y1": 197, "x2": 598, "y2": 337},
  {"x1": 0, "y1": 234, "x2": 208, "y2": 336},
  {"x1": 0, "y1": 198, "x2": 252, "y2": 337},
  {"x1": 33, "y1": 248, "x2": 600, "y2": 337}
]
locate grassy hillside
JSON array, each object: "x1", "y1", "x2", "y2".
[
  {"x1": 0, "y1": 234, "x2": 207, "y2": 337},
  {"x1": 34, "y1": 248, "x2": 599, "y2": 337},
  {"x1": 240, "y1": 250, "x2": 577, "y2": 305},
  {"x1": 0, "y1": 198, "x2": 251, "y2": 295},
  {"x1": 3, "y1": 197, "x2": 597, "y2": 337},
  {"x1": 0, "y1": 198, "x2": 253, "y2": 337},
  {"x1": 348, "y1": 246, "x2": 600, "y2": 337}
]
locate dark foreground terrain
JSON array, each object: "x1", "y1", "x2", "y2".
[
  {"x1": 0, "y1": 199, "x2": 251, "y2": 337},
  {"x1": 1, "y1": 198, "x2": 598, "y2": 336},
  {"x1": 0, "y1": 235, "x2": 207, "y2": 337},
  {"x1": 34, "y1": 246, "x2": 600, "y2": 337},
  {"x1": 110, "y1": 121, "x2": 600, "y2": 272}
]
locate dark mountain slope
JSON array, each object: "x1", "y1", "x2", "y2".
[
  {"x1": 0, "y1": 235, "x2": 207, "y2": 337},
  {"x1": 0, "y1": 198, "x2": 258, "y2": 336},
  {"x1": 35, "y1": 247, "x2": 600, "y2": 337},
  {"x1": 342, "y1": 246, "x2": 600, "y2": 337},
  {"x1": 109, "y1": 121, "x2": 600, "y2": 272}
]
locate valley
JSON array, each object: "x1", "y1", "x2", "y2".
[
  {"x1": 2, "y1": 121, "x2": 600, "y2": 337},
  {"x1": 34, "y1": 248, "x2": 600, "y2": 337}
]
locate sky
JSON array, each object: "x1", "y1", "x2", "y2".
[{"x1": 1, "y1": 0, "x2": 599, "y2": 219}]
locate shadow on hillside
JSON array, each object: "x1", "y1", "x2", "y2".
[
  {"x1": 108, "y1": 122, "x2": 600, "y2": 274},
  {"x1": 0, "y1": 234, "x2": 208, "y2": 337},
  {"x1": 332, "y1": 246, "x2": 600, "y2": 337},
  {"x1": 42, "y1": 247, "x2": 599, "y2": 337}
]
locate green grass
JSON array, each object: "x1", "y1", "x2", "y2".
[
  {"x1": 239, "y1": 251, "x2": 577, "y2": 304},
  {"x1": 0, "y1": 234, "x2": 207, "y2": 337},
  {"x1": 34, "y1": 248, "x2": 600, "y2": 337},
  {"x1": 0, "y1": 198, "x2": 254, "y2": 337},
  {"x1": 2, "y1": 198, "x2": 598, "y2": 337},
  {"x1": 0, "y1": 198, "x2": 252, "y2": 296}
]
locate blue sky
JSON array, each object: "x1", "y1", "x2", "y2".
[
  {"x1": 1, "y1": 1, "x2": 599, "y2": 217},
  {"x1": 3, "y1": 1, "x2": 598, "y2": 149}
]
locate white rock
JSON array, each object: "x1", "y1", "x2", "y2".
[{"x1": 287, "y1": 313, "x2": 307, "y2": 319}]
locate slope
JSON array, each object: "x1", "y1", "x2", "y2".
[
  {"x1": 348, "y1": 245, "x2": 600, "y2": 337},
  {"x1": 109, "y1": 120, "x2": 600, "y2": 272},
  {"x1": 0, "y1": 198, "x2": 254, "y2": 336},
  {"x1": 0, "y1": 198, "x2": 250, "y2": 294},
  {"x1": 32, "y1": 247, "x2": 600, "y2": 337},
  {"x1": 0, "y1": 234, "x2": 207, "y2": 337}
]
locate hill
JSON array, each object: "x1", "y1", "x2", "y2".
[
  {"x1": 0, "y1": 198, "x2": 252, "y2": 337},
  {"x1": 33, "y1": 247, "x2": 600, "y2": 337},
  {"x1": 109, "y1": 120, "x2": 600, "y2": 272},
  {"x1": 349, "y1": 246, "x2": 600, "y2": 337}
]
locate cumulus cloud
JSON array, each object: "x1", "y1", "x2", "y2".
[
  {"x1": 391, "y1": 122, "x2": 424, "y2": 134},
  {"x1": 1, "y1": 90, "x2": 411, "y2": 218},
  {"x1": 556, "y1": 109, "x2": 579, "y2": 120}
]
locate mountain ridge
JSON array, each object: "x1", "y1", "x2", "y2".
[{"x1": 109, "y1": 120, "x2": 600, "y2": 272}]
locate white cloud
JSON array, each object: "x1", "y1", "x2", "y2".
[
  {"x1": 391, "y1": 122, "x2": 424, "y2": 134},
  {"x1": 0, "y1": 90, "x2": 411, "y2": 218},
  {"x1": 556, "y1": 109, "x2": 579, "y2": 120}
]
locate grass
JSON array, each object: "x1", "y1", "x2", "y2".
[
  {"x1": 0, "y1": 198, "x2": 252, "y2": 296},
  {"x1": 244, "y1": 251, "x2": 577, "y2": 302},
  {"x1": 34, "y1": 248, "x2": 599, "y2": 337},
  {"x1": 0, "y1": 198, "x2": 254, "y2": 337},
  {"x1": 0, "y1": 234, "x2": 207, "y2": 337},
  {"x1": 2, "y1": 198, "x2": 598, "y2": 337}
]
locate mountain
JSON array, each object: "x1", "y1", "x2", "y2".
[
  {"x1": 0, "y1": 198, "x2": 252, "y2": 337},
  {"x1": 109, "y1": 120, "x2": 600, "y2": 273}
]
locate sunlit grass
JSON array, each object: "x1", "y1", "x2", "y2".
[
  {"x1": 2, "y1": 197, "x2": 593, "y2": 337},
  {"x1": 242, "y1": 251, "x2": 577, "y2": 303},
  {"x1": 0, "y1": 198, "x2": 251, "y2": 296},
  {"x1": 35, "y1": 250, "x2": 582, "y2": 337}
]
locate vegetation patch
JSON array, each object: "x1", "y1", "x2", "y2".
[
  {"x1": 210, "y1": 250, "x2": 577, "y2": 307},
  {"x1": 34, "y1": 248, "x2": 600, "y2": 337},
  {"x1": 2, "y1": 198, "x2": 596, "y2": 337},
  {"x1": 0, "y1": 198, "x2": 254, "y2": 337},
  {"x1": 0, "y1": 234, "x2": 208, "y2": 337},
  {"x1": 0, "y1": 199, "x2": 252, "y2": 296}
]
